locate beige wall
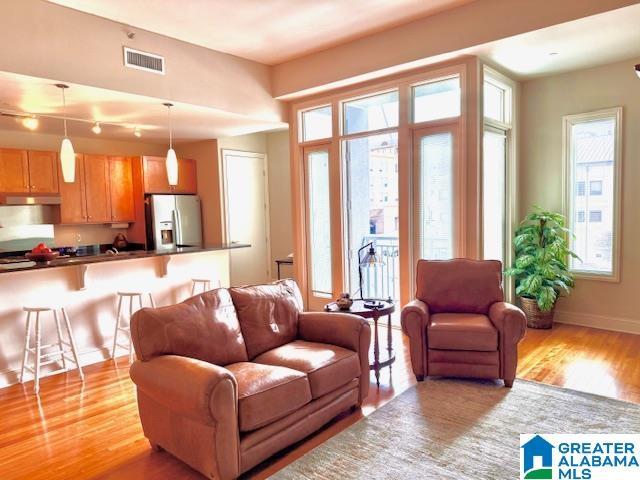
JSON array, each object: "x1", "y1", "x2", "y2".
[
  {"x1": 266, "y1": 131, "x2": 294, "y2": 278},
  {"x1": 0, "y1": 128, "x2": 166, "y2": 246},
  {"x1": 272, "y1": 0, "x2": 637, "y2": 98},
  {"x1": 520, "y1": 57, "x2": 640, "y2": 333},
  {"x1": 175, "y1": 140, "x2": 224, "y2": 245},
  {"x1": 1, "y1": 0, "x2": 285, "y2": 123}
]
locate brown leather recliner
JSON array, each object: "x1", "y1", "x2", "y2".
[
  {"x1": 401, "y1": 259, "x2": 526, "y2": 387},
  {"x1": 129, "y1": 279, "x2": 371, "y2": 480}
]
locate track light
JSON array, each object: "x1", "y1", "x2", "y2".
[
  {"x1": 134, "y1": 126, "x2": 142, "y2": 137},
  {"x1": 92, "y1": 122, "x2": 102, "y2": 134},
  {"x1": 22, "y1": 115, "x2": 39, "y2": 130}
]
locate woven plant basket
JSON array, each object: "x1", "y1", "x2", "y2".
[{"x1": 520, "y1": 296, "x2": 555, "y2": 329}]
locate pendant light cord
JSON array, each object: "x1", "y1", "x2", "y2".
[
  {"x1": 168, "y1": 104, "x2": 173, "y2": 149},
  {"x1": 62, "y1": 87, "x2": 68, "y2": 137}
]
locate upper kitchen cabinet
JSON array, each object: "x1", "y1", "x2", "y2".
[
  {"x1": 27, "y1": 151, "x2": 59, "y2": 194},
  {"x1": 143, "y1": 156, "x2": 197, "y2": 194},
  {"x1": 58, "y1": 154, "x2": 87, "y2": 224},
  {"x1": 108, "y1": 156, "x2": 135, "y2": 222},
  {"x1": 0, "y1": 148, "x2": 29, "y2": 193},
  {"x1": 83, "y1": 155, "x2": 112, "y2": 223},
  {"x1": 59, "y1": 155, "x2": 135, "y2": 224},
  {"x1": 0, "y1": 148, "x2": 58, "y2": 194}
]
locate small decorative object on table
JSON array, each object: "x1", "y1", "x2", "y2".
[
  {"x1": 335, "y1": 292, "x2": 354, "y2": 310},
  {"x1": 324, "y1": 298, "x2": 395, "y2": 387}
]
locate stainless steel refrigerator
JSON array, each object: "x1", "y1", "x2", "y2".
[{"x1": 145, "y1": 195, "x2": 203, "y2": 250}]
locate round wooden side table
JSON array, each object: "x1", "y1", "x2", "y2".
[{"x1": 324, "y1": 299, "x2": 395, "y2": 387}]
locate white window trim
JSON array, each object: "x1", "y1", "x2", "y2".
[{"x1": 562, "y1": 107, "x2": 622, "y2": 282}]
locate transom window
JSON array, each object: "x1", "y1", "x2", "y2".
[
  {"x1": 301, "y1": 105, "x2": 332, "y2": 142},
  {"x1": 412, "y1": 76, "x2": 461, "y2": 123},
  {"x1": 342, "y1": 91, "x2": 399, "y2": 135}
]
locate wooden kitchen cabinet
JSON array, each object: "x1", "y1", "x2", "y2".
[
  {"x1": 59, "y1": 155, "x2": 135, "y2": 224},
  {"x1": 58, "y1": 154, "x2": 87, "y2": 223},
  {"x1": 108, "y1": 156, "x2": 135, "y2": 222},
  {"x1": 143, "y1": 156, "x2": 197, "y2": 194},
  {"x1": 0, "y1": 148, "x2": 58, "y2": 194},
  {"x1": 83, "y1": 155, "x2": 111, "y2": 223},
  {"x1": 0, "y1": 149, "x2": 29, "y2": 192},
  {"x1": 27, "y1": 151, "x2": 59, "y2": 194}
]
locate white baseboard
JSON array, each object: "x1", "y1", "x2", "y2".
[
  {"x1": 555, "y1": 310, "x2": 640, "y2": 335},
  {"x1": 0, "y1": 343, "x2": 126, "y2": 388}
]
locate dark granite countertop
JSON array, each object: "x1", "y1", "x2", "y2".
[{"x1": 0, "y1": 244, "x2": 250, "y2": 274}]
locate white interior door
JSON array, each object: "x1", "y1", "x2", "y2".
[{"x1": 222, "y1": 150, "x2": 270, "y2": 286}]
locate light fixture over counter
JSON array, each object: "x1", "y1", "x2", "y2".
[
  {"x1": 56, "y1": 84, "x2": 75, "y2": 183},
  {"x1": 163, "y1": 102, "x2": 178, "y2": 186}
]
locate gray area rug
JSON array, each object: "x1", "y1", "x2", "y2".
[{"x1": 271, "y1": 378, "x2": 640, "y2": 479}]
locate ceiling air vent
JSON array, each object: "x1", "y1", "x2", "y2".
[{"x1": 123, "y1": 47, "x2": 165, "y2": 75}]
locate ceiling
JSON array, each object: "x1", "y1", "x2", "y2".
[
  {"x1": 471, "y1": 2, "x2": 640, "y2": 80},
  {"x1": 0, "y1": 72, "x2": 286, "y2": 143},
  {"x1": 46, "y1": 0, "x2": 475, "y2": 65}
]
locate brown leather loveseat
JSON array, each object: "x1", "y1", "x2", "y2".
[
  {"x1": 401, "y1": 259, "x2": 526, "y2": 387},
  {"x1": 129, "y1": 279, "x2": 371, "y2": 479}
]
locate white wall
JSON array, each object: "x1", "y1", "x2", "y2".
[{"x1": 520, "y1": 57, "x2": 640, "y2": 333}]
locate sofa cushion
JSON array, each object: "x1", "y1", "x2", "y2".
[
  {"x1": 226, "y1": 362, "x2": 312, "y2": 432},
  {"x1": 229, "y1": 279, "x2": 304, "y2": 359},
  {"x1": 131, "y1": 288, "x2": 248, "y2": 365},
  {"x1": 253, "y1": 340, "x2": 360, "y2": 399},
  {"x1": 428, "y1": 313, "x2": 498, "y2": 352},
  {"x1": 416, "y1": 259, "x2": 504, "y2": 314}
]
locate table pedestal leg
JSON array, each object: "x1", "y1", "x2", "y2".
[{"x1": 373, "y1": 315, "x2": 380, "y2": 387}]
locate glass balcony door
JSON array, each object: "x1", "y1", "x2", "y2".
[
  {"x1": 344, "y1": 132, "x2": 400, "y2": 304},
  {"x1": 413, "y1": 125, "x2": 462, "y2": 262},
  {"x1": 303, "y1": 145, "x2": 334, "y2": 310}
]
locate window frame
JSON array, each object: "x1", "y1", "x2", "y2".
[{"x1": 562, "y1": 107, "x2": 622, "y2": 282}]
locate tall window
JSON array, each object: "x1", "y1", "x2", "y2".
[
  {"x1": 564, "y1": 108, "x2": 622, "y2": 279},
  {"x1": 482, "y1": 69, "x2": 513, "y2": 264},
  {"x1": 306, "y1": 149, "x2": 332, "y2": 296}
]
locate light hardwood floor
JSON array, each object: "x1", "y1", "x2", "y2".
[{"x1": 0, "y1": 323, "x2": 638, "y2": 480}]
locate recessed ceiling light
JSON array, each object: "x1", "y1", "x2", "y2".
[
  {"x1": 549, "y1": 52, "x2": 559, "y2": 56},
  {"x1": 92, "y1": 122, "x2": 102, "y2": 134},
  {"x1": 134, "y1": 126, "x2": 142, "y2": 137},
  {"x1": 22, "y1": 115, "x2": 39, "y2": 130}
]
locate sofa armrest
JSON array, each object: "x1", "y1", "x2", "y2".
[
  {"x1": 130, "y1": 355, "x2": 237, "y2": 425},
  {"x1": 298, "y1": 311, "x2": 371, "y2": 405},
  {"x1": 400, "y1": 299, "x2": 430, "y2": 380},
  {"x1": 488, "y1": 302, "x2": 527, "y2": 386}
]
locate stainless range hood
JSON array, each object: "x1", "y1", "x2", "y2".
[
  {"x1": 0, "y1": 205, "x2": 58, "y2": 252},
  {"x1": 4, "y1": 195, "x2": 61, "y2": 206}
]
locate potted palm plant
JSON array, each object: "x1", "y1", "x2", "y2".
[{"x1": 505, "y1": 207, "x2": 578, "y2": 329}]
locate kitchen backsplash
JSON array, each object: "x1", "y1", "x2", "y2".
[{"x1": 54, "y1": 224, "x2": 129, "y2": 248}]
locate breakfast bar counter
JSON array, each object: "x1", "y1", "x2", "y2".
[{"x1": 0, "y1": 245, "x2": 247, "y2": 388}]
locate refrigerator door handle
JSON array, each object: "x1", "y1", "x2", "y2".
[{"x1": 172, "y1": 209, "x2": 182, "y2": 246}]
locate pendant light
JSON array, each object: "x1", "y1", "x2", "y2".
[
  {"x1": 163, "y1": 102, "x2": 178, "y2": 186},
  {"x1": 56, "y1": 84, "x2": 75, "y2": 183}
]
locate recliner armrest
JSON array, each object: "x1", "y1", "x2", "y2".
[
  {"x1": 488, "y1": 302, "x2": 527, "y2": 344},
  {"x1": 401, "y1": 299, "x2": 430, "y2": 379},
  {"x1": 130, "y1": 355, "x2": 237, "y2": 425}
]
